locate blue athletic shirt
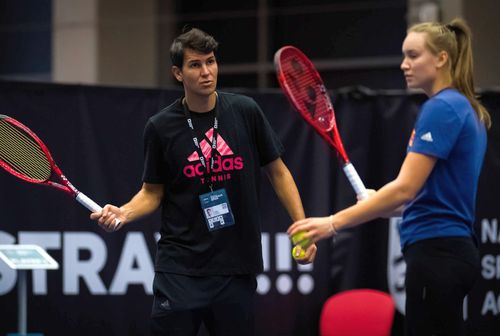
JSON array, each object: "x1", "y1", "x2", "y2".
[{"x1": 400, "y1": 88, "x2": 487, "y2": 249}]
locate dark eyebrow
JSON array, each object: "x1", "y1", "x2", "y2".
[
  {"x1": 186, "y1": 59, "x2": 201, "y2": 64},
  {"x1": 187, "y1": 55, "x2": 215, "y2": 63}
]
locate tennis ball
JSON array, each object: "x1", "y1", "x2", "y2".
[
  {"x1": 292, "y1": 245, "x2": 306, "y2": 259},
  {"x1": 292, "y1": 231, "x2": 310, "y2": 248}
]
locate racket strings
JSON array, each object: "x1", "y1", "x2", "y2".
[
  {"x1": 0, "y1": 120, "x2": 51, "y2": 181},
  {"x1": 281, "y1": 55, "x2": 333, "y2": 130}
]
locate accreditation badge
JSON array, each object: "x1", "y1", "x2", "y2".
[{"x1": 199, "y1": 188, "x2": 235, "y2": 231}]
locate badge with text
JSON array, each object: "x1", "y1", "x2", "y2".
[{"x1": 199, "y1": 188, "x2": 235, "y2": 231}]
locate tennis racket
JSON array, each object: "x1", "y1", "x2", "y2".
[
  {"x1": 0, "y1": 114, "x2": 119, "y2": 227},
  {"x1": 274, "y1": 46, "x2": 368, "y2": 200}
]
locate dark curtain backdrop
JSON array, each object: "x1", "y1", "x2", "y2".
[{"x1": 0, "y1": 81, "x2": 498, "y2": 336}]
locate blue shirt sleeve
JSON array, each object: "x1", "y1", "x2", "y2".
[{"x1": 409, "y1": 97, "x2": 464, "y2": 159}]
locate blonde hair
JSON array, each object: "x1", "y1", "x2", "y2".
[{"x1": 409, "y1": 18, "x2": 491, "y2": 128}]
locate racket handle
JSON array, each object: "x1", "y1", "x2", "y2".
[
  {"x1": 76, "y1": 192, "x2": 121, "y2": 229},
  {"x1": 76, "y1": 192, "x2": 102, "y2": 212},
  {"x1": 342, "y1": 163, "x2": 369, "y2": 200}
]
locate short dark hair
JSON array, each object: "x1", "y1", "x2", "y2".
[{"x1": 170, "y1": 27, "x2": 218, "y2": 68}]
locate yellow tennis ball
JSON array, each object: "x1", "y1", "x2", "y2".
[
  {"x1": 292, "y1": 231, "x2": 310, "y2": 248},
  {"x1": 292, "y1": 245, "x2": 306, "y2": 259}
]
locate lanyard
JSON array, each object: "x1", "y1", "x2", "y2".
[{"x1": 183, "y1": 95, "x2": 219, "y2": 191}]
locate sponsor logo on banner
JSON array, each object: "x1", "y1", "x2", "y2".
[
  {"x1": 257, "y1": 233, "x2": 314, "y2": 296},
  {"x1": 387, "y1": 217, "x2": 406, "y2": 314},
  {"x1": 0, "y1": 231, "x2": 314, "y2": 296},
  {"x1": 479, "y1": 218, "x2": 500, "y2": 316}
]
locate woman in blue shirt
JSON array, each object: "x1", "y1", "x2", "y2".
[{"x1": 288, "y1": 18, "x2": 491, "y2": 336}]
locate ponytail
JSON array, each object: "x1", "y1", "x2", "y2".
[
  {"x1": 409, "y1": 18, "x2": 491, "y2": 128},
  {"x1": 447, "y1": 18, "x2": 491, "y2": 128}
]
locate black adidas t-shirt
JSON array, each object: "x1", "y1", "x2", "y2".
[{"x1": 142, "y1": 92, "x2": 284, "y2": 275}]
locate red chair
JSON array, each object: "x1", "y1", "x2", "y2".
[{"x1": 319, "y1": 289, "x2": 395, "y2": 336}]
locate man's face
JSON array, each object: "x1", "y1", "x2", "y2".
[{"x1": 172, "y1": 48, "x2": 218, "y2": 98}]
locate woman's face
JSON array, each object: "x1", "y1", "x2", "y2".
[{"x1": 401, "y1": 32, "x2": 442, "y2": 95}]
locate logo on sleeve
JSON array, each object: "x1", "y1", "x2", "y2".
[
  {"x1": 408, "y1": 129, "x2": 416, "y2": 147},
  {"x1": 420, "y1": 132, "x2": 433, "y2": 142},
  {"x1": 183, "y1": 128, "x2": 244, "y2": 183}
]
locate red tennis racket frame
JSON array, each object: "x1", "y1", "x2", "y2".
[
  {"x1": 0, "y1": 115, "x2": 79, "y2": 196},
  {"x1": 274, "y1": 46, "x2": 368, "y2": 200},
  {"x1": 0, "y1": 114, "x2": 120, "y2": 228}
]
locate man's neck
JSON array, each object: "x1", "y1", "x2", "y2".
[{"x1": 184, "y1": 92, "x2": 217, "y2": 113}]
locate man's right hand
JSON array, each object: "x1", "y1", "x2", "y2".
[{"x1": 90, "y1": 204, "x2": 125, "y2": 232}]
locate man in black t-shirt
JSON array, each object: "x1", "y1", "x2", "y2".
[{"x1": 91, "y1": 27, "x2": 316, "y2": 336}]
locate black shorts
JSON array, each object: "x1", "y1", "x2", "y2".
[
  {"x1": 403, "y1": 237, "x2": 480, "y2": 336},
  {"x1": 151, "y1": 272, "x2": 257, "y2": 336}
]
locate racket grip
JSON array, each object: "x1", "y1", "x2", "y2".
[
  {"x1": 76, "y1": 192, "x2": 121, "y2": 228},
  {"x1": 342, "y1": 163, "x2": 369, "y2": 200},
  {"x1": 76, "y1": 192, "x2": 102, "y2": 212}
]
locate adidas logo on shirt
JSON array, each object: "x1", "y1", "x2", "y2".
[
  {"x1": 420, "y1": 132, "x2": 433, "y2": 142},
  {"x1": 183, "y1": 128, "x2": 244, "y2": 183},
  {"x1": 187, "y1": 127, "x2": 234, "y2": 161}
]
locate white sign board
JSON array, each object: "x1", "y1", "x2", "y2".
[{"x1": 0, "y1": 244, "x2": 59, "y2": 270}]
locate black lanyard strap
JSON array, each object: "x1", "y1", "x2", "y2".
[{"x1": 183, "y1": 94, "x2": 219, "y2": 190}]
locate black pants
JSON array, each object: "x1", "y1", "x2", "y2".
[
  {"x1": 150, "y1": 272, "x2": 256, "y2": 336},
  {"x1": 403, "y1": 237, "x2": 480, "y2": 336}
]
